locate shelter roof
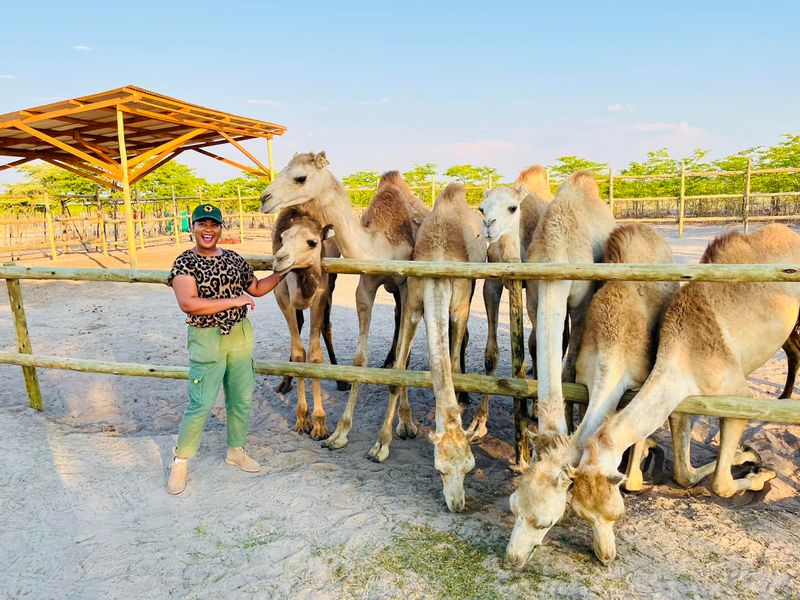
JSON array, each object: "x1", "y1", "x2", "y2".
[{"x1": 0, "y1": 85, "x2": 286, "y2": 187}]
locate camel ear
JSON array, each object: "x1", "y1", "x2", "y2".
[
  {"x1": 322, "y1": 224, "x2": 335, "y2": 240},
  {"x1": 315, "y1": 151, "x2": 329, "y2": 169},
  {"x1": 558, "y1": 469, "x2": 573, "y2": 489},
  {"x1": 608, "y1": 472, "x2": 627, "y2": 487},
  {"x1": 517, "y1": 182, "x2": 527, "y2": 198},
  {"x1": 292, "y1": 152, "x2": 299, "y2": 158},
  {"x1": 565, "y1": 464, "x2": 577, "y2": 480}
]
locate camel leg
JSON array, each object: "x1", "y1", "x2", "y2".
[
  {"x1": 780, "y1": 327, "x2": 800, "y2": 398},
  {"x1": 380, "y1": 287, "x2": 402, "y2": 369},
  {"x1": 307, "y1": 293, "x2": 330, "y2": 440},
  {"x1": 323, "y1": 276, "x2": 382, "y2": 450},
  {"x1": 563, "y1": 285, "x2": 592, "y2": 432},
  {"x1": 623, "y1": 437, "x2": 658, "y2": 492},
  {"x1": 367, "y1": 287, "x2": 422, "y2": 462},
  {"x1": 669, "y1": 412, "x2": 763, "y2": 489},
  {"x1": 456, "y1": 280, "x2": 476, "y2": 405},
  {"x1": 711, "y1": 417, "x2": 775, "y2": 497},
  {"x1": 469, "y1": 279, "x2": 502, "y2": 439},
  {"x1": 274, "y1": 284, "x2": 300, "y2": 394},
  {"x1": 322, "y1": 273, "x2": 350, "y2": 392}
]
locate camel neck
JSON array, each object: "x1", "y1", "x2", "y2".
[{"x1": 311, "y1": 181, "x2": 374, "y2": 259}]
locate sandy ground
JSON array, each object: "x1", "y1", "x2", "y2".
[{"x1": 2, "y1": 225, "x2": 800, "y2": 599}]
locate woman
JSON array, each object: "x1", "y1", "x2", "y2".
[{"x1": 166, "y1": 203, "x2": 286, "y2": 495}]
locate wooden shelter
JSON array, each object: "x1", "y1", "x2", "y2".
[{"x1": 0, "y1": 85, "x2": 286, "y2": 267}]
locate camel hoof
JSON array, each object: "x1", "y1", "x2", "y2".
[
  {"x1": 623, "y1": 476, "x2": 645, "y2": 493},
  {"x1": 466, "y1": 419, "x2": 488, "y2": 440},
  {"x1": 276, "y1": 378, "x2": 293, "y2": 394},
  {"x1": 396, "y1": 421, "x2": 418, "y2": 440},
  {"x1": 336, "y1": 380, "x2": 351, "y2": 391},
  {"x1": 322, "y1": 433, "x2": 349, "y2": 450},
  {"x1": 367, "y1": 442, "x2": 390, "y2": 463},
  {"x1": 310, "y1": 427, "x2": 330, "y2": 441},
  {"x1": 747, "y1": 468, "x2": 776, "y2": 491}
]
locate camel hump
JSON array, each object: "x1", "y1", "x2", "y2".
[
  {"x1": 272, "y1": 207, "x2": 322, "y2": 251},
  {"x1": 604, "y1": 223, "x2": 673, "y2": 264},
  {"x1": 559, "y1": 170, "x2": 601, "y2": 200},
  {"x1": 361, "y1": 183, "x2": 415, "y2": 248},
  {"x1": 434, "y1": 182, "x2": 468, "y2": 208},
  {"x1": 701, "y1": 224, "x2": 800, "y2": 264},
  {"x1": 515, "y1": 164, "x2": 552, "y2": 200}
]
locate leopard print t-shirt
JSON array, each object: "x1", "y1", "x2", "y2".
[{"x1": 167, "y1": 249, "x2": 255, "y2": 334}]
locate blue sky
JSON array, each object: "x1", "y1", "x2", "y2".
[{"x1": 1, "y1": 1, "x2": 798, "y2": 185}]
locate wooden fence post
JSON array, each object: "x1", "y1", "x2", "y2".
[
  {"x1": 509, "y1": 279, "x2": 529, "y2": 463},
  {"x1": 5, "y1": 276, "x2": 43, "y2": 410},
  {"x1": 678, "y1": 162, "x2": 686, "y2": 238},
  {"x1": 237, "y1": 186, "x2": 245, "y2": 242},
  {"x1": 171, "y1": 187, "x2": 180, "y2": 248},
  {"x1": 743, "y1": 158, "x2": 752, "y2": 233},
  {"x1": 608, "y1": 167, "x2": 615, "y2": 217},
  {"x1": 45, "y1": 196, "x2": 57, "y2": 262}
]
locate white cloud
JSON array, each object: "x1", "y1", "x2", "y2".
[
  {"x1": 607, "y1": 103, "x2": 634, "y2": 112},
  {"x1": 245, "y1": 99, "x2": 284, "y2": 107},
  {"x1": 430, "y1": 139, "x2": 535, "y2": 162},
  {"x1": 73, "y1": 45, "x2": 92, "y2": 51},
  {"x1": 0, "y1": 74, "x2": 16, "y2": 80}
]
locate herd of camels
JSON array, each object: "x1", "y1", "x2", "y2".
[{"x1": 258, "y1": 151, "x2": 800, "y2": 568}]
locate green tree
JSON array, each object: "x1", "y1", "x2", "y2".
[
  {"x1": 4, "y1": 163, "x2": 98, "y2": 197},
  {"x1": 342, "y1": 170, "x2": 380, "y2": 206},
  {"x1": 134, "y1": 161, "x2": 206, "y2": 198},
  {"x1": 549, "y1": 156, "x2": 608, "y2": 181},
  {"x1": 403, "y1": 163, "x2": 438, "y2": 187},
  {"x1": 443, "y1": 164, "x2": 501, "y2": 185}
]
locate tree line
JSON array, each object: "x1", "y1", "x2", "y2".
[{"x1": 2, "y1": 134, "x2": 798, "y2": 210}]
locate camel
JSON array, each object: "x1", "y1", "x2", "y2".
[
  {"x1": 468, "y1": 166, "x2": 556, "y2": 438},
  {"x1": 260, "y1": 153, "x2": 430, "y2": 451},
  {"x1": 366, "y1": 183, "x2": 486, "y2": 512},
  {"x1": 271, "y1": 208, "x2": 337, "y2": 439},
  {"x1": 505, "y1": 223, "x2": 678, "y2": 569},
  {"x1": 273, "y1": 221, "x2": 348, "y2": 396},
  {"x1": 525, "y1": 171, "x2": 615, "y2": 446},
  {"x1": 569, "y1": 224, "x2": 800, "y2": 564}
]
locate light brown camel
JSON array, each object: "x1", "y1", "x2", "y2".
[
  {"x1": 525, "y1": 171, "x2": 615, "y2": 445},
  {"x1": 505, "y1": 223, "x2": 678, "y2": 569},
  {"x1": 271, "y1": 208, "x2": 336, "y2": 439},
  {"x1": 570, "y1": 224, "x2": 800, "y2": 564},
  {"x1": 260, "y1": 153, "x2": 430, "y2": 450},
  {"x1": 273, "y1": 217, "x2": 348, "y2": 396},
  {"x1": 470, "y1": 165, "x2": 556, "y2": 438},
  {"x1": 366, "y1": 182, "x2": 486, "y2": 512}
]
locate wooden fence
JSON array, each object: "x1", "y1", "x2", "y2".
[{"x1": 3, "y1": 258, "x2": 800, "y2": 460}]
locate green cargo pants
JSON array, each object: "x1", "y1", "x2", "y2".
[{"x1": 175, "y1": 318, "x2": 256, "y2": 458}]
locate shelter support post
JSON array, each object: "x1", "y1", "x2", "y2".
[
  {"x1": 116, "y1": 109, "x2": 138, "y2": 269},
  {"x1": 5, "y1": 276, "x2": 43, "y2": 410},
  {"x1": 267, "y1": 138, "x2": 275, "y2": 181}
]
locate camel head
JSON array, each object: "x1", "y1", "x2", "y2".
[
  {"x1": 506, "y1": 449, "x2": 572, "y2": 569},
  {"x1": 261, "y1": 151, "x2": 333, "y2": 214},
  {"x1": 272, "y1": 211, "x2": 334, "y2": 275},
  {"x1": 569, "y1": 440, "x2": 627, "y2": 565},
  {"x1": 478, "y1": 185, "x2": 525, "y2": 244},
  {"x1": 429, "y1": 416, "x2": 476, "y2": 513}
]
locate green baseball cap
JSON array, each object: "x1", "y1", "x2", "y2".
[{"x1": 191, "y1": 203, "x2": 223, "y2": 224}]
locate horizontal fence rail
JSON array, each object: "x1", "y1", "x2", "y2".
[{"x1": 3, "y1": 260, "x2": 800, "y2": 284}]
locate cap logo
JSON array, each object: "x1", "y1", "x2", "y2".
[{"x1": 203, "y1": 205, "x2": 213, "y2": 213}]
